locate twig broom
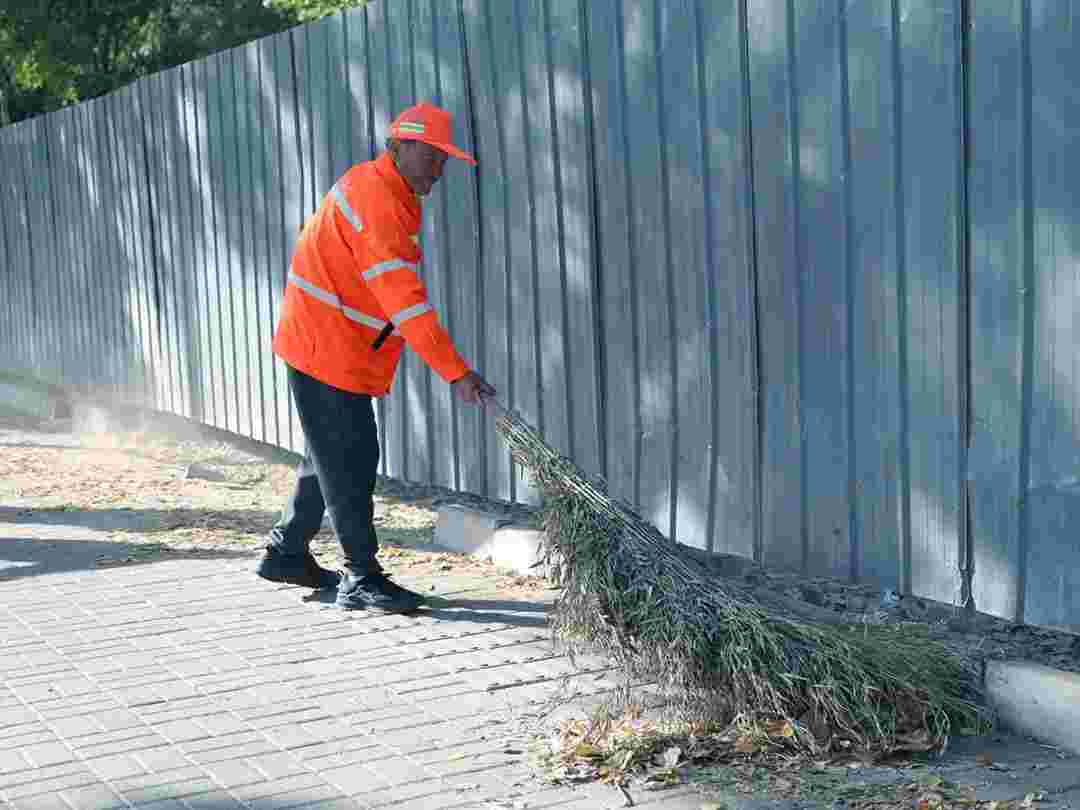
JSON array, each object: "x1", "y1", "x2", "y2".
[{"x1": 488, "y1": 398, "x2": 987, "y2": 755}]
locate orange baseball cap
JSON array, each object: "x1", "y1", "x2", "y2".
[{"x1": 389, "y1": 102, "x2": 477, "y2": 166}]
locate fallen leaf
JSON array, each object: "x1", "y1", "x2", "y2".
[
  {"x1": 573, "y1": 743, "x2": 599, "y2": 759},
  {"x1": 658, "y1": 746, "x2": 682, "y2": 769},
  {"x1": 734, "y1": 737, "x2": 758, "y2": 754}
]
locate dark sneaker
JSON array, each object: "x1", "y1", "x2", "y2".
[
  {"x1": 256, "y1": 546, "x2": 340, "y2": 590},
  {"x1": 336, "y1": 572, "x2": 424, "y2": 614}
]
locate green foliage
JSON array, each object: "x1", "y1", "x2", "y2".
[
  {"x1": 264, "y1": 0, "x2": 368, "y2": 24},
  {"x1": 0, "y1": 0, "x2": 365, "y2": 125}
]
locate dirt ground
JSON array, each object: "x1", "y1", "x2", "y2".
[{"x1": 0, "y1": 407, "x2": 548, "y2": 600}]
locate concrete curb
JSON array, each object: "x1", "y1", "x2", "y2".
[
  {"x1": 0, "y1": 379, "x2": 57, "y2": 419},
  {"x1": 433, "y1": 503, "x2": 546, "y2": 577},
  {"x1": 986, "y1": 660, "x2": 1080, "y2": 755},
  {"x1": 434, "y1": 503, "x2": 1080, "y2": 756}
]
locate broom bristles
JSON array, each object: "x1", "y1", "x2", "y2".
[{"x1": 488, "y1": 398, "x2": 987, "y2": 754}]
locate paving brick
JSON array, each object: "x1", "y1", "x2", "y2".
[
  {"x1": 356, "y1": 775, "x2": 451, "y2": 808},
  {"x1": 76, "y1": 732, "x2": 170, "y2": 759},
  {"x1": 47, "y1": 715, "x2": 105, "y2": 740},
  {"x1": 85, "y1": 753, "x2": 148, "y2": 781},
  {"x1": 21, "y1": 741, "x2": 75, "y2": 768},
  {"x1": 114, "y1": 686, "x2": 173, "y2": 709},
  {"x1": 51, "y1": 678, "x2": 100, "y2": 699},
  {"x1": 245, "y1": 751, "x2": 309, "y2": 780},
  {"x1": 0, "y1": 728, "x2": 53, "y2": 751},
  {"x1": 112, "y1": 768, "x2": 213, "y2": 803},
  {"x1": 163, "y1": 659, "x2": 216, "y2": 678},
  {"x1": 180, "y1": 731, "x2": 265, "y2": 754},
  {"x1": 58, "y1": 784, "x2": 128, "y2": 810},
  {"x1": 262, "y1": 723, "x2": 324, "y2": 751},
  {"x1": 192, "y1": 713, "x2": 250, "y2": 737},
  {"x1": 4, "y1": 665, "x2": 78, "y2": 686},
  {"x1": 153, "y1": 719, "x2": 212, "y2": 745},
  {"x1": 241, "y1": 703, "x2": 334, "y2": 730},
  {"x1": 8, "y1": 683, "x2": 62, "y2": 702},
  {"x1": 300, "y1": 740, "x2": 382, "y2": 772},
  {"x1": 145, "y1": 680, "x2": 201, "y2": 702},
  {"x1": 137, "y1": 697, "x2": 222, "y2": 725},
  {"x1": 120, "y1": 799, "x2": 188, "y2": 810},
  {"x1": 36, "y1": 695, "x2": 122, "y2": 721},
  {"x1": 9, "y1": 794, "x2": 72, "y2": 810},
  {"x1": 2, "y1": 764, "x2": 100, "y2": 801},
  {"x1": 88, "y1": 709, "x2": 143, "y2": 733},
  {"x1": 93, "y1": 666, "x2": 171, "y2": 688},
  {"x1": 318, "y1": 765, "x2": 409, "y2": 797},
  {"x1": 131, "y1": 747, "x2": 192, "y2": 774},
  {"x1": 287, "y1": 799, "x2": 365, "y2": 810},
  {"x1": 199, "y1": 758, "x2": 266, "y2": 789},
  {"x1": 231, "y1": 773, "x2": 341, "y2": 807},
  {"x1": 0, "y1": 748, "x2": 30, "y2": 774}
]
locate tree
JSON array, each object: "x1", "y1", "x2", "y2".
[{"x1": 0, "y1": 0, "x2": 300, "y2": 124}]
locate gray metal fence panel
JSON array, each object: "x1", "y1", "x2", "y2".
[
  {"x1": 0, "y1": 131, "x2": 14, "y2": 366},
  {"x1": 1025, "y1": 0, "x2": 1080, "y2": 632},
  {"x1": 700, "y1": 0, "x2": 758, "y2": 560},
  {"x1": 437, "y1": 1, "x2": 487, "y2": 495},
  {"x1": 1, "y1": 125, "x2": 29, "y2": 372},
  {"x1": 67, "y1": 106, "x2": 95, "y2": 388},
  {"x1": 968, "y1": 1, "x2": 1026, "y2": 623},
  {"x1": 412, "y1": 0, "x2": 454, "y2": 492},
  {"x1": 232, "y1": 47, "x2": 261, "y2": 439},
  {"x1": 792, "y1": 0, "x2": 853, "y2": 579},
  {"x1": 245, "y1": 43, "x2": 275, "y2": 445},
  {"x1": 747, "y1": 1, "x2": 805, "y2": 574},
  {"x1": 845, "y1": 0, "x2": 903, "y2": 588},
  {"x1": 461, "y1": 0, "x2": 512, "y2": 499},
  {"x1": 153, "y1": 70, "x2": 188, "y2": 417},
  {"x1": 586, "y1": 1, "x2": 638, "y2": 511},
  {"x1": 2, "y1": 0, "x2": 1079, "y2": 631},
  {"x1": 36, "y1": 116, "x2": 65, "y2": 382},
  {"x1": 900, "y1": 2, "x2": 964, "y2": 607}
]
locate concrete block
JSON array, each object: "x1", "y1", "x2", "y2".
[
  {"x1": 433, "y1": 505, "x2": 546, "y2": 576},
  {"x1": 488, "y1": 526, "x2": 546, "y2": 575},
  {"x1": 433, "y1": 505, "x2": 504, "y2": 558},
  {"x1": 985, "y1": 660, "x2": 1080, "y2": 755},
  {"x1": 0, "y1": 381, "x2": 53, "y2": 419}
]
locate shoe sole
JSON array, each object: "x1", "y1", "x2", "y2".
[{"x1": 256, "y1": 567, "x2": 340, "y2": 590}]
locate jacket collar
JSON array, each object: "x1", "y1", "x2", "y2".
[{"x1": 374, "y1": 152, "x2": 421, "y2": 218}]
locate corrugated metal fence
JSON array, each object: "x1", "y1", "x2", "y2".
[{"x1": 1, "y1": 0, "x2": 1077, "y2": 632}]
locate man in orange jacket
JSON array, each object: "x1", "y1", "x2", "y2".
[{"x1": 257, "y1": 102, "x2": 495, "y2": 614}]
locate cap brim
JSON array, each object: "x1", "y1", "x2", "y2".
[{"x1": 432, "y1": 142, "x2": 477, "y2": 166}]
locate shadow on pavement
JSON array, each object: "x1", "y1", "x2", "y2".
[
  {"x1": 300, "y1": 589, "x2": 551, "y2": 629},
  {"x1": 0, "y1": 535, "x2": 255, "y2": 582},
  {"x1": 0, "y1": 504, "x2": 278, "y2": 536}
]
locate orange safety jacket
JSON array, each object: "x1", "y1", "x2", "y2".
[{"x1": 272, "y1": 152, "x2": 471, "y2": 396}]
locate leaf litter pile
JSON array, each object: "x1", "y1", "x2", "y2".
[{"x1": 491, "y1": 401, "x2": 990, "y2": 785}]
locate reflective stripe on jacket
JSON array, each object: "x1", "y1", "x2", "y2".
[{"x1": 272, "y1": 153, "x2": 470, "y2": 396}]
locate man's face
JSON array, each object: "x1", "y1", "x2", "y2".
[{"x1": 395, "y1": 140, "x2": 448, "y2": 197}]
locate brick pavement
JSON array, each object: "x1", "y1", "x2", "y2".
[{"x1": 0, "y1": 552, "x2": 709, "y2": 810}]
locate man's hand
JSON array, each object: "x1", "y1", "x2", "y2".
[{"x1": 452, "y1": 371, "x2": 496, "y2": 404}]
